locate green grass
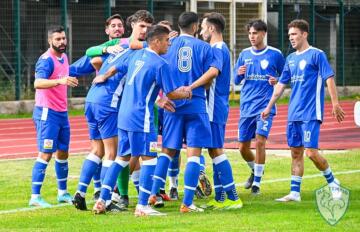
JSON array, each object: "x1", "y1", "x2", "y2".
[
  {"x1": 0, "y1": 150, "x2": 359, "y2": 231},
  {"x1": 0, "y1": 108, "x2": 85, "y2": 119}
]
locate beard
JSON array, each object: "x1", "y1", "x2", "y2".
[{"x1": 52, "y1": 43, "x2": 67, "y2": 53}]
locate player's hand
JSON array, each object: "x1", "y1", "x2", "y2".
[
  {"x1": 169, "y1": 30, "x2": 179, "y2": 39},
  {"x1": 237, "y1": 65, "x2": 246, "y2": 75},
  {"x1": 268, "y1": 75, "x2": 278, "y2": 86},
  {"x1": 178, "y1": 86, "x2": 192, "y2": 99},
  {"x1": 261, "y1": 107, "x2": 271, "y2": 120},
  {"x1": 59, "y1": 77, "x2": 78, "y2": 87},
  {"x1": 156, "y1": 97, "x2": 175, "y2": 112},
  {"x1": 106, "y1": 44, "x2": 124, "y2": 54},
  {"x1": 92, "y1": 75, "x2": 107, "y2": 84},
  {"x1": 332, "y1": 103, "x2": 345, "y2": 123}
]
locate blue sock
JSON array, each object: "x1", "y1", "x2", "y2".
[
  {"x1": 77, "y1": 153, "x2": 101, "y2": 196},
  {"x1": 151, "y1": 153, "x2": 171, "y2": 195},
  {"x1": 31, "y1": 158, "x2": 48, "y2": 195},
  {"x1": 131, "y1": 170, "x2": 140, "y2": 194},
  {"x1": 168, "y1": 150, "x2": 180, "y2": 189},
  {"x1": 213, "y1": 154, "x2": 238, "y2": 201},
  {"x1": 100, "y1": 160, "x2": 128, "y2": 202},
  {"x1": 199, "y1": 154, "x2": 205, "y2": 173},
  {"x1": 322, "y1": 167, "x2": 335, "y2": 184},
  {"x1": 100, "y1": 160, "x2": 113, "y2": 183},
  {"x1": 253, "y1": 163, "x2": 265, "y2": 187},
  {"x1": 55, "y1": 158, "x2": 69, "y2": 194},
  {"x1": 93, "y1": 161, "x2": 102, "y2": 192},
  {"x1": 183, "y1": 156, "x2": 200, "y2": 207},
  {"x1": 290, "y1": 175, "x2": 302, "y2": 195},
  {"x1": 212, "y1": 163, "x2": 225, "y2": 202},
  {"x1": 138, "y1": 158, "x2": 157, "y2": 206}
]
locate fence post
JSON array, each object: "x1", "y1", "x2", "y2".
[
  {"x1": 309, "y1": 0, "x2": 315, "y2": 45},
  {"x1": 278, "y1": 0, "x2": 284, "y2": 53},
  {"x1": 14, "y1": 0, "x2": 21, "y2": 100},
  {"x1": 147, "y1": 0, "x2": 153, "y2": 14},
  {"x1": 337, "y1": 0, "x2": 345, "y2": 86},
  {"x1": 61, "y1": 0, "x2": 67, "y2": 33},
  {"x1": 105, "y1": 0, "x2": 111, "y2": 19}
]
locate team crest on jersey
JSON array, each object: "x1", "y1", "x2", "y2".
[
  {"x1": 299, "y1": 59, "x2": 307, "y2": 70},
  {"x1": 260, "y1": 59, "x2": 269, "y2": 70},
  {"x1": 43, "y1": 139, "x2": 53, "y2": 149}
]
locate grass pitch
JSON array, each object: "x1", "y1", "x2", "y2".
[{"x1": 0, "y1": 150, "x2": 359, "y2": 232}]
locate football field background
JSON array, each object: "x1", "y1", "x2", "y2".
[{"x1": 0, "y1": 150, "x2": 359, "y2": 231}]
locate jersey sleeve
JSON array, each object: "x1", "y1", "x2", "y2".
[
  {"x1": 316, "y1": 51, "x2": 334, "y2": 81},
  {"x1": 69, "y1": 55, "x2": 96, "y2": 77},
  {"x1": 114, "y1": 49, "x2": 132, "y2": 74},
  {"x1": 35, "y1": 56, "x2": 54, "y2": 79},
  {"x1": 275, "y1": 52, "x2": 286, "y2": 77},
  {"x1": 233, "y1": 52, "x2": 245, "y2": 85},
  {"x1": 210, "y1": 47, "x2": 223, "y2": 73},
  {"x1": 159, "y1": 63, "x2": 179, "y2": 94},
  {"x1": 203, "y1": 44, "x2": 215, "y2": 71},
  {"x1": 278, "y1": 57, "x2": 291, "y2": 85},
  {"x1": 85, "y1": 39, "x2": 119, "y2": 57}
]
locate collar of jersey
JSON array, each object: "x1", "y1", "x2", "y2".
[
  {"x1": 211, "y1": 41, "x2": 224, "y2": 48},
  {"x1": 295, "y1": 46, "x2": 312, "y2": 55},
  {"x1": 179, "y1": 34, "x2": 194, "y2": 38},
  {"x1": 250, "y1": 46, "x2": 269, "y2": 56},
  {"x1": 145, "y1": 47, "x2": 161, "y2": 57}
]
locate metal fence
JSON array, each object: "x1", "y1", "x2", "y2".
[{"x1": 0, "y1": 0, "x2": 359, "y2": 101}]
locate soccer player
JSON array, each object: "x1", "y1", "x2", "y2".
[
  {"x1": 233, "y1": 20, "x2": 285, "y2": 194},
  {"x1": 262, "y1": 19, "x2": 345, "y2": 202},
  {"x1": 70, "y1": 13, "x2": 126, "y2": 203},
  {"x1": 29, "y1": 25, "x2": 78, "y2": 207},
  {"x1": 92, "y1": 25, "x2": 191, "y2": 215},
  {"x1": 198, "y1": 12, "x2": 243, "y2": 209},
  {"x1": 148, "y1": 12, "x2": 217, "y2": 213}
]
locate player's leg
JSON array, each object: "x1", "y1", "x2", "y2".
[
  {"x1": 238, "y1": 117, "x2": 257, "y2": 189},
  {"x1": 252, "y1": 115, "x2": 274, "y2": 194},
  {"x1": 276, "y1": 122, "x2": 304, "y2": 202},
  {"x1": 168, "y1": 150, "x2": 181, "y2": 200},
  {"x1": 303, "y1": 121, "x2": 342, "y2": 199}
]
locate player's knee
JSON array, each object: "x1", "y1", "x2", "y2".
[
  {"x1": 40, "y1": 152, "x2": 52, "y2": 162},
  {"x1": 291, "y1": 148, "x2": 303, "y2": 160},
  {"x1": 56, "y1": 150, "x2": 68, "y2": 160},
  {"x1": 239, "y1": 143, "x2": 250, "y2": 154},
  {"x1": 255, "y1": 137, "x2": 266, "y2": 148},
  {"x1": 305, "y1": 149, "x2": 318, "y2": 160}
]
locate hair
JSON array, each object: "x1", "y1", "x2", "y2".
[
  {"x1": 178, "y1": 12, "x2": 198, "y2": 30},
  {"x1": 146, "y1": 25, "x2": 170, "y2": 43},
  {"x1": 288, "y1": 19, "x2": 309, "y2": 33},
  {"x1": 246, "y1": 19, "x2": 267, "y2": 32},
  {"x1": 157, "y1": 20, "x2": 172, "y2": 31},
  {"x1": 47, "y1": 25, "x2": 65, "y2": 38},
  {"x1": 132, "y1": 10, "x2": 154, "y2": 24},
  {"x1": 105, "y1": 14, "x2": 124, "y2": 27},
  {"x1": 203, "y1": 12, "x2": 226, "y2": 33}
]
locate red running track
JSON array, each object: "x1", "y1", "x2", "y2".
[{"x1": 0, "y1": 101, "x2": 359, "y2": 160}]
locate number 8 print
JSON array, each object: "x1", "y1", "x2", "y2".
[{"x1": 178, "y1": 47, "x2": 192, "y2": 72}]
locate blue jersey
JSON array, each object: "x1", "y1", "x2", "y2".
[
  {"x1": 234, "y1": 46, "x2": 285, "y2": 117},
  {"x1": 162, "y1": 34, "x2": 215, "y2": 114},
  {"x1": 85, "y1": 49, "x2": 133, "y2": 109},
  {"x1": 69, "y1": 55, "x2": 108, "y2": 77},
  {"x1": 35, "y1": 56, "x2": 64, "y2": 79},
  {"x1": 117, "y1": 48, "x2": 178, "y2": 133},
  {"x1": 279, "y1": 46, "x2": 334, "y2": 122},
  {"x1": 207, "y1": 42, "x2": 231, "y2": 125}
]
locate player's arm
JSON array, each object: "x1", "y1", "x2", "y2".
[
  {"x1": 167, "y1": 88, "x2": 191, "y2": 100},
  {"x1": 189, "y1": 67, "x2": 219, "y2": 90},
  {"x1": 90, "y1": 57, "x2": 103, "y2": 71},
  {"x1": 326, "y1": 77, "x2": 345, "y2": 122},
  {"x1": 92, "y1": 66, "x2": 118, "y2": 84},
  {"x1": 85, "y1": 39, "x2": 119, "y2": 57},
  {"x1": 234, "y1": 54, "x2": 245, "y2": 85},
  {"x1": 34, "y1": 77, "x2": 78, "y2": 89},
  {"x1": 261, "y1": 82, "x2": 286, "y2": 119}
]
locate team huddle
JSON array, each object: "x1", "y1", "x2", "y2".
[{"x1": 29, "y1": 9, "x2": 345, "y2": 216}]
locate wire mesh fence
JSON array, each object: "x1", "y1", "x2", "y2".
[{"x1": 0, "y1": 0, "x2": 359, "y2": 101}]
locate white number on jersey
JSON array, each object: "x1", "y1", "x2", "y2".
[
  {"x1": 262, "y1": 120, "x2": 269, "y2": 132},
  {"x1": 304, "y1": 130, "x2": 311, "y2": 142},
  {"x1": 178, "y1": 47, "x2": 192, "y2": 72},
  {"x1": 128, "y1": 60, "x2": 145, "y2": 85}
]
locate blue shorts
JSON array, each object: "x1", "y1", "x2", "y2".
[
  {"x1": 238, "y1": 114, "x2": 274, "y2": 142},
  {"x1": 85, "y1": 102, "x2": 118, "y2": 140},
  {"x1": 287, "y1": 120, "x2": 320, "y2": 149},
  {"x1": 33, "y1": 107, "x2": 70, "y2": 153},
  {"x1": 162, "y1": 112, "x2": 211, "y2": 149},
  {"x1": 207, "y1": 122, "x2": 225, "y2": 149},
  {"x1": 117, "y1": 129, "x2": 158, "y2": 157}
]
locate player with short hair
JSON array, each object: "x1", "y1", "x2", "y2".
[
  {"x1": 91, "y1": 25, "x2": 191, "y2": 215},
  {"x1": 262, "y1": 19, "x2": 345, "y2": 202},
  {"x1": 29, "y1": 25, "x2": 78, "y2": 207},
  {"x1": 234, "y1": 19, "x2": 285, "y2": 194},
  {"x1": 148, "y1": 12, "x2": 217, "y2": 213},
  {"x1": 198, "y1": 12, "x2": 243, "y2": 209}
]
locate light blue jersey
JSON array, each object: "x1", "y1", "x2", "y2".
[
  {"x1": 162, "y1": 34, "x2": 215, "y2": 114},
  {"x1": 85, "y1": 49, "x2": 133, "y2": 109},
  {"x1": 279, "y1": 46, "x2": 334, "y2": 122},
  {"x1": 207, "y1": 42, "x2": 231, "y2": 125},
  {"x1": 117, "y1": 48, "x2": 178, "y2": 133},
  {"x1": 234, "y1": 46, "x2": 285, "y2": 117}
]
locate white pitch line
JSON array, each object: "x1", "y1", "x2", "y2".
[{"x1": 0, "y1": 169, "x2": 359, "y2": 215}]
